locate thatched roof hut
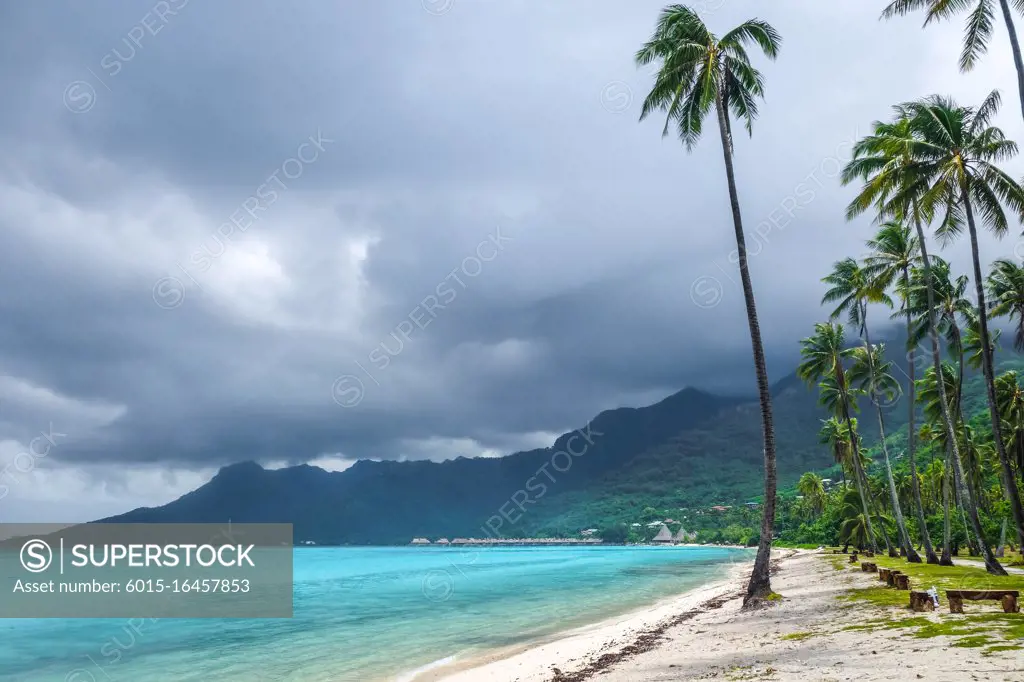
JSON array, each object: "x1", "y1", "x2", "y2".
[
  {"x1": 673, "y1": 528, "x2": 697, "y2": 543},
  {"x1": 652, "y1": 524, "x2": 673, "y2": 543}
]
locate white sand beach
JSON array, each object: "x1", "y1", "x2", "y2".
[{"x1": 423, "y1": 550, "x2": 1024, "y2": 682}]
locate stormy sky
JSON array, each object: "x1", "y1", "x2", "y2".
[{"x1": 1, "y1": 0, "x2": 1022, "y2": 521}]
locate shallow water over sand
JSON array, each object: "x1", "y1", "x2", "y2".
[{"x1": 0, "y1": 545, "x2": 751, "y2": 681}]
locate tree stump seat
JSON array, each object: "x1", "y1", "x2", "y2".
[
  {"x1": 894, "y1": 573, "x2": 910, "y2": 590},
  {"x1": 862, "y1": 551, "x2": 874, "y2": 558},
  {"x1": 945, "y1": 590, "x2": 1019, "y2": 614},
  {"x1": 849, "y1": 553, "x2": 859, "y2": 563},
  {"x1": 886, "y1": 570, "x2": 902, "y2": 587},
  {"x1": 910, "y1": 590, "x2": 935, "y2": 611},
  {"x1": 878, "y1": 568, "x2": 891, "y2": 582},
  {"x1": 861, "y1": 562, "x2": 877, "y2": 572}
]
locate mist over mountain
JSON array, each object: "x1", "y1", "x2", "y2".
[{"x1": 102, "y1": 330, "x2": 915, "y2": 544}]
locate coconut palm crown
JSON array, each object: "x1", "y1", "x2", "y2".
[{"x1": 636, "y1": 5, "x2": 780, "y2": 149}]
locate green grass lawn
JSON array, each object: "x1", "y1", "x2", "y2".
[
  {"x1": 773, "y1": 541, "x2": 824, "y2": 549},
  {"x1": 822, "y1": 550, "x2": 1024, "y2": 655},
  {"x1": 1002, "y1": 547, "x2": 1023, "y2": 566}
]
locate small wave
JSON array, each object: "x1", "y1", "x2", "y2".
[{"x1": 393, "y1": 655, "x2": 457, "y2": 682}]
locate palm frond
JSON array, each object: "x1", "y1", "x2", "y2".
[
  {"x1": 960, "y1": 0, "x2": 995, "y2": 71},
  {"x1": 720, "y1": 18, "x2": 782, "y2": 59},
  {"x1": 635, "y1": 8, "x2": 780, "y2": 153},
  {"x1": 881, "y1": 0, "x2": 937, "y2": 20},
  {"x1": 971, "y1": 88, "x2": 1002, "y2": 132}
]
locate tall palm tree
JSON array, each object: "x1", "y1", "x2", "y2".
[
  {"x1": 636, "y1": 5, "x2": 782, "y2": 605},
  {"x1": 798, "y1": 322, "x2": 879, "y2": 553},
  {"x1": 882, "y1": 0, "x2": 1024, "y2": 123},
  {"x1": 918, "y1": 362, "x2": 963, "y2": 424},
  {"x1": 842, "y1": 101, "x2": 1009, "y2": 574},
  {"x1": 906, "y1": 258, "x2": 973, "y2": 361},
  {"x1": 895, "y1": 471, "x2": 918, "y2": 523},
  {"x1": 920, "y1": 446, "x2": 946, "y2": 512},
  {"x1": 917, "y1": 364, "x2": 962, "y2": 564},
  {"x1": 818, "y1": 416, "x2": 859, "y2": 486},
  {"x1": 987, "y1": 258, "x2": 1024, "y2": 352},
  {"x1": 901, "y1": 92, "x2": 1024, "y2": 554},
  {"x1": 918, "y1": 362, "x2": 992, "y2": 561},
  {"x1": 941, "y1": 445, "x2": 956, "y2": 562},
  {"x1": 822, "y1": 259, "x2": 912, "y2": 558},
  {"x1": 866, "y1": 222, "x2": 938, "y2": 562},
  {"x1": 837, "y1": 488, "x2": 875, "y2": 551},
  {"x1": 995, "y1": 370, "x2": 1024, "y2": 483},
  {"x1": 957, "y1": 428, "x2": 987, "y2": 555},
  {"x1": 822, "y1": 257, "x2": 893, "y2": 335},
  {"x1": 797, "y1": 472, "x2": 827, "y2": 517},
  {"x1": 907, "y1": 259, "x2": 974, "y2": 420},
  {"x1": 965, "y1": 316, "x2": 1002, "y2": 372},
  {"x1": 958, "y1": 424, "x2": 989, "y2": 516},
  {"x1": 849, "y1": 343, "x2": 922, "y2": 561}
]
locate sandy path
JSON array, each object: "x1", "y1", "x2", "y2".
[
  {"x1": 432, "y1": 550, "x2": 1024, "y2": 682},
  {"x1": 957, "y1": 558, "x2": 1024, "y2": 575}
]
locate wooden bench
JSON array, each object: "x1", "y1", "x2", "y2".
[
  {"x1": 861, "y1": 561, "x2": 877, "y2": 572},
  {"x1": 910, "y1": 590, "x2": 935, "y2": 611},
  {"x1": 946, "y1": 590, "x2": 1020, "y2": 614}
]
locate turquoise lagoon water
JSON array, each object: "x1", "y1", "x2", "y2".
[{"x1": 0, "y1": 546, "x2": 752, "y2": 682}]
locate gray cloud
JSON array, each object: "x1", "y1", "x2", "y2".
[{"x1": 0, "y1": 0, "x2": 1021, "y2": 520}]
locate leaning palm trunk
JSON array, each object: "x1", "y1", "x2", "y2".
[
  {"x1": 903, "y1": 284, "x2": 939, "y2": 562},
  {"x1": 941, "y1": 449, "x2": 953, "y2": 565},
  {"x1": 856, "y1": 462, "x2": 895, "y2": 556},
  {"x1": 950, "y1": 327, "x2": 982, "y2": 558},
  {"x1": 855, "y1": 439, "x2": 893, "y2": 555},
  {"x1": 997, "y1": 0, "x2": 1024, "y2": 122},
  {"x1": 954, "y1": 465, "x2": 981, "y2": 556},
  {"x1": 829, "y1": 344, "x2": 879, "y2": 554},
  {"x1": 912, "y1": 205, "x2": 1006, "y2": 574},
  {"x1": 868, "y1": 428, "x2": 901, "y2": 557},
  {"x1": 873, "y1": 484, "x2": 897, "y2": 557},
  {"x1": 714, "y1": 92, "x2": 778, "y2": 605},
  {"x1": 953, "y1": 326, "x2": 965, "y2": 416},
  {"x1": 883, "y1": 442, "x2": 917, "y2": 558},
  {"x1": 962, "y1": 193, "x2": 1024, "y2": 553},
  {"x1": 953, "y1": 451, "x2": 986, "y2": 557},
  {"x1": 861, "y1": 323, "x2": 920, "y2": 561},
  {"x1": 839, "y1": 399, "x2": 879, "y2": 554}
]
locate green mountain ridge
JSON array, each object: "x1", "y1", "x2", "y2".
[
  {"x1": 99, "y1": 366, "x2": 896, "y2": 543},
  {"x1": 517, "y1": 369, "x2": 897, "y2": 536},
  {"x1": 102, "y1": 327, "x2": 950, "y2": 544}
]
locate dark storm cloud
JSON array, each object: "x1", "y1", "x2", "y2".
[{"x1": 0, "y1": 0, "x2": 1020, "y2": 502}]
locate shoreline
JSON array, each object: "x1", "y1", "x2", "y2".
[
  {"x1": 413, "y1": 551, "x2": 756, "y2": 682},
  {"x1": 421, "y1": 549, "x2": 1023, "y2": 682},
  {"x1": 397, "y1": 543, "x2": 752, "y2": 549}
]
